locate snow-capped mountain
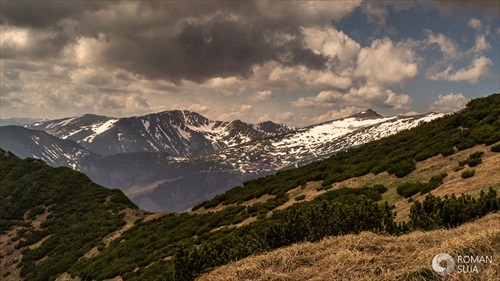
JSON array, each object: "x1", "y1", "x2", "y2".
[
  {"x1": 26, "y1": 110, "x2": 294, "y2": 157},
  {"x1": 0, "y1": 126, "x2": 94, "y2": 169},
  {"x1": 198, "y1": 112, "x2": 447, "y2": 174},
  {"x1": 5, "y1": 109, "x2": 447, "y2": 212},
  {"x1": 79, "y1": 110, "x2": 447, "y2": 212}
]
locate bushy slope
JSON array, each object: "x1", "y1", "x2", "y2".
[
  {"x1": 0, "y1": 150, "x2": 138, "y2": 281},
  {"x1": 67, "y1": 94, "x2": 500, "y2": 280},
  {"x1": 2, "y1": 94, "x2": 499, "y2": 281}
]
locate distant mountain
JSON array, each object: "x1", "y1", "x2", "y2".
[
  {"x1": 80, "y1": 110, "x2": 446, "y2": 212},
  {"x1": 0, "y1": 118, "x2": 47, "y2": 127},
  {"x1": 0, "y1": 126, "x2": 95, "y2": 169},
  {"x1": 2, "y1": 110, "x2": 448, "y2": 212},
  {"x1": 27, "y1": 111, "x2": 294, "y2": 157},
  {"x1": 197, "y1": 111, "x2": 447, "y2": 174}
]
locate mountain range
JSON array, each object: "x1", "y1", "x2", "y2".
[
  {"x1": 1, "y1": 109, "x2": 445, "y2": 211},
  {"x1": 26, "y1": 110, "x2": 293, "y2": 157}
]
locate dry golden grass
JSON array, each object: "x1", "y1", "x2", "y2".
[
  {"x1": 272, "y1": 144, "x2": 500, "y2": 222},
  {"x1": 394, "y1": 144, "x2": 500, "y2": 221},
  {"x1": 198, "y1": 213, "x2": 500, "y2": 281}
]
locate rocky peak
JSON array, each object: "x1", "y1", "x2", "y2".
[{"x1": 350, "y1": 109, "x2": 383, "y2": 119}]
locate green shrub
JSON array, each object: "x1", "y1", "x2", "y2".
[
  {"x1": 469, "y1": 151, "x2": 484, "y2": 159},
  {"x1": 461, "y1": 170, "x2": 476, "y2": 179},
  {"x1": 467, "y1": 158, "x2": 482, "y2": 167},
  {"x1": 491, "y1": 144, "x2": 500, "y2": 152},
  {"x1": 397, "y1": 182, "x2": 424, "y2": 198}
]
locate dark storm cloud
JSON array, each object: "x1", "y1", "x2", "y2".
[
  {"x1": 1, "y1": 1, "x2": 334, "y2": 83},
  {"x1": 0, "y1": 1, "x2": 107, "y2": 28},
  {"x1": 101, "y1": 15, "x2": 328, "y2": 83}
]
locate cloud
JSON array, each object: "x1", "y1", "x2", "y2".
[
  {"x1": 1, "y1": 84, "x2": 153, "y2": 117},
  {"x1": 252, "y1": 61, "x2": 353, "y2": 90},
  {"x1": 468, "y1": 18, "x2": 483, "y2": 30},
  {"x1": 0, "y1": 1, "x2": 365, "y2": 84},
  {"x1": 187, "y1": 104, "x2": 210, "y2": 113},
  {"x1": 429, "y1": 56, "x2": 493, "y2": 84},
  {"x1": 361, "y1": 2, "x2": 390, "y2": 25},
  {"x1": 250, "y1": 90, "x2": 273, "y2": 102},
  {"x1": 354, "y1": 38, "x2": 419, "y2": 86},
  {"x1": 425, "y1": 31, "x2": 459, "y2": 58},
  {"x1": 69, "y1": 67, "x2": 114, "y2": 86},
  {"x1": 308, "y1": 106, "x2": 361, "y2": 123},
  {"x1": 204, "y1": 77, "x2": 247, "y2": 96},
  {"x1": 291, "y1": 84, "x2": 413, "y2": 110},
  {"x1": 257, "y1": 111, "x2": 297, "y2": 124},
  {"x1": 471, "y1": 34, "x2": 490, "y2": 54},
  {"x1": 425, "y1": 29, "x2": 493, "y2": 84},
  {"x1": 301, "y1": 27, "x2": 361, "y2": 73},
  {"x1": 240, "y1": 104, "x2": 253, "y2": 112},
  {"x1": 428, "y1": 93, "x2": 469, "y2": 112}
]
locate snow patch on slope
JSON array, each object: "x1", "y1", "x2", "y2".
[{"x1": 82, "y1": 119, "x2": 118, "y2": 143}]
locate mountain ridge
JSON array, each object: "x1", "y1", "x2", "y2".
[{"x1": 26, "y1": 110, "x2": 294, "y2": 157}]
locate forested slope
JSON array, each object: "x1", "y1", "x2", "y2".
[{"x1": 0, "y1": 150, "x2": 139, "y2": 280}]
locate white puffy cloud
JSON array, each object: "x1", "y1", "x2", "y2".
[
  {"x1": 250, "y1": 90, "x2": 273, "y2": 102},
  {"x1": 252, "y1": 62, "x2": 353, "y2": 90},
  {"x1": 468, "y1": 18, "x2": 483, "y2": 30},
  {"x1": 425, "y1": 31, "x2": 458, "y2": 58},
  {"x1": 204, "y1": 77, "x2": 246, "y2": 96},
  {"x1": 240, "y1": 104, "x2": 253, "y2": 112},
  {"x1": 301, "y1": 27, "x2": 361, "y2": 72},
  {"x1": 187, "y1": 104, "x2": 210, "y2": 113},
  {"x1": 471, "y1": 34, "x2": 490, "y2": 54},
  {"x1": 354, "y1": 38, "x2": 419, "y2": 86},
  {"x1": 425, "y1": 28, "x2": 493, "y2": 84},
  {"x1": 428, "y1": 93, "x2": 469, "y2": 112},
  {"x1": 429, "y1": 56, "x2": 493, "y2": 84},
  {"x1": 291, "y1": 84, "x2": 413, "y2": 110}
]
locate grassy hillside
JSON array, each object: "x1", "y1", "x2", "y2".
[
  {"x1": 0, "y1": 150, "x2": 140, "y2": 281},
  {"x1": 199, "y1": 213, "x2": 500, "y2": 281},
  {"x1": 1, "y1": 94, "x2": 499, "y2": 281}
]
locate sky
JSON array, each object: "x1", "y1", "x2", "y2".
[{"x1": 1, "y1": 0, "x2": 499, "y2": 127}]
